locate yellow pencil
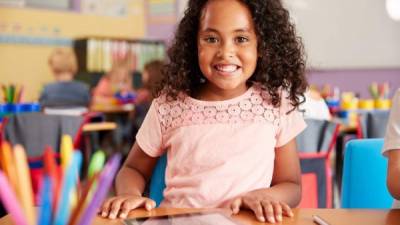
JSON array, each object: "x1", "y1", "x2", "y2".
[
  {"x1": 60, "y1": 134, "x2": 78, "y2": 208},
  {"x1": 13, "y1": 145, "x2": 36, "y2": 225},
  {"x1": 61, "y1": 134, "x2": 73, "y2": 171}
]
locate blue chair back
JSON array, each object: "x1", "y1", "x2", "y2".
[
  {"x1": 341, "y1": 138, "x2": 393, "y2": 208},
  {"x1": 149, "y1": 153, "x2": 167, "y2": 206}
]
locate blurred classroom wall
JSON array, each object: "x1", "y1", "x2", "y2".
[{"x1": 0, "y1": 5, "x2": 145, "y2": 101}]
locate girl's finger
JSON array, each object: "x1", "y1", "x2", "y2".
[
  {"x1": 245, "y1": 200, "x2": 265, "y2": 223},
  {"x1": 281, "y1": 202, "x2": 294, "y2": 217},
  {"x1": 118, "y1": 198, "x2": 145, "y2": 218},
  {"x1": 145, "y1": 199, "x2": 156, "y2": 211},
  {"x1": 272, "y1": 201, "x2": 283, "y2": 222},
  {"x1": 261, "y1": 200, "x2": 275, "y2": 224},
  {"x1": 108, "y1": 197, "x2": 128, "y2": 219},
  {"x1": 230, "y1": 197, "x2": 242, "y2": 214},
  {"x1": 100, "y1": 197, "x2": 117, "y2": 217}
]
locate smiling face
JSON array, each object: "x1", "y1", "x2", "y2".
[{"x1": 197, "y1": 0, "x2": 258, "y2": 100}]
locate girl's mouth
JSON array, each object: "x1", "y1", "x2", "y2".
[{"x1": 213, "y1": 64, "x2": 240, "y2": 74}]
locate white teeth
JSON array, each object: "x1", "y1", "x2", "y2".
[{"x1": 215, "y1": 65, "x2": 237, "y2": 72}]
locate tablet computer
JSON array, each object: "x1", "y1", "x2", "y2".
[{"x1": 123, "y1": 211, "x2": 244, "y2": 225}]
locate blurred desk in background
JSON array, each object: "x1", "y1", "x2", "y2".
[
  {"x1": 83, "y1": 122, "x2": 117, "y2": 132},
  {"x1": 90, "y1": 103, "x2": 135, "y2": 114}
]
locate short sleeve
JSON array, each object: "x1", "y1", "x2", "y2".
[
  {"x1": 383, "y1": 89, "x2": 400, "y2": 156},
  {"x1": 275, "y1": 92, "x2": 307, "y2": 147},
  {"x1": 135, "y1": 100, "x2": 164, "y2": 157}
]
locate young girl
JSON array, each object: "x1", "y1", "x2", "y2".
[
  {"x1": 100, "y1": 0, "x2": 307, "y2": 223},
  {"x1": 383, "y1": 88, "x2": 400, "y2": 208}
]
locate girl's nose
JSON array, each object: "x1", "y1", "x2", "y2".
[{"x1": 217, "y1": 41, "x2": 235, "y2": 58}]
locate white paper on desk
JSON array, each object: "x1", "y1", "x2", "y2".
[{"x1": 124, "y1": 212, "x2": 244, "y2": 225}]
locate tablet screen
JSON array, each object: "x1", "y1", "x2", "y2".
[{"x1": 123, "y1": 211, "x2": 243, "y2": 225}]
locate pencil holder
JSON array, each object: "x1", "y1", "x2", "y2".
[
  {"x1": 358, "y1": 99, "x2": 374, "y2": 110},
  {"x1": 374, "y1": 99, "x2": 391, "y2": 110}
]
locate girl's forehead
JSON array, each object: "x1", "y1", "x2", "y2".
[{"x1": 199, "y1": 0, "x2": 254, "y2": 31}]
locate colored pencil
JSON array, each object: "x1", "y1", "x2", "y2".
[
  {"x1": 0, "y1": 142, "x2": 19, "y2": 192},
  {"x1": 67, "y1": 173, "x2": 98, "y2": 225},
  {"x1": 43, "y1": 146, "x2": 61, "y2": 213},
  {"x1": 0, "y1": 171, "x2": 30, "y2": 225},
  {"x1": 37, "y1": 176, "x2": 52, "y2": 225},
  {"x1": 76, "y1": 154, "x2": 121, "y2": 225},
  {"x1": 54, "y1": 151, "x2": 82, "y2": 225},
  {"x1": 61, "y1": 135, "x2": 73, "y2": 172},
  {"x1": 13, "y1": 145, "x2": 36, "y2": 225},
  {"x1": 87, "y1": 150, "x2": 105, "y2": 179}
]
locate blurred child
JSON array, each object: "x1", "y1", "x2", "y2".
[
  {"x1": 383, "y1": 88, "x2": 400, "y2": 208},
  {"x1": 135, "y1": 60, "x2": 164, "y2": 105},
  {"x1": 92, "y1": 63, "x2": 135, "y2": 154},
  {"x1": 39, "y1": 48, "x2": 90, "y2": 108},
  {"x1": 300, "y1": 88, "x2": 331, "y2": 120},
  {"x1": 100, "y1": 0, "x2": 308, "y2": 223},
  {"x1": 132, "y1": 60, "x2": 165, "y2": 137},
  {"x1": 92, "y1": 64, "x2": 134, "y2": 105}
]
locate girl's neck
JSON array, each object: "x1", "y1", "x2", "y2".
[{"x1": 194, "y1": 83, "x2": 250, "y2": 101}]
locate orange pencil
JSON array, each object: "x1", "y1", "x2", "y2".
[
  {"x1": 14, "y1": 145, "x2": 36, "y2": 225},
  {"x1": 43, "y1": 146, "x2": 61, "y2": 213},
  {"x1": 0, "y1": 142, "x2": 19, "y2": 193}
]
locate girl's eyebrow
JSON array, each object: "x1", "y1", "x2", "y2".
[{"x1": 201, "y1": 27, "x2": 252, "y2": 33}]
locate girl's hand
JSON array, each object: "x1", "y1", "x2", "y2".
[
  {"x1": 99, "y1": 194, "x2": 156, "y2": 219},
  {"x1": 228, "y1": 192, "x2": 294, "y2": 223}
]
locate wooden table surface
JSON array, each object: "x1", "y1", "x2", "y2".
[
  {"x1": 90, "y1": 103, "x2": 135, "y2": 114},
  {"x1": 82, "y1": 122, "x2": 117, "y2": 132},
  {"x1": 2, "y1": 208, "x2": 400, "y2": 225}
]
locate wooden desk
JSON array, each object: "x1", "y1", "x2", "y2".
[
  {"x1": 82, "y1": 122, "x2": 117, "y2": 132},
  {"x1": 2, "y1": 208, "x2": 399, "y2": 225},
  {"x1": 90, "y1": 104, "x2": 135, "y2": 114}
]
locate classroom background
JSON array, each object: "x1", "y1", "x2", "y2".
[{"x1": 1, "y1": 0, "x2": 400, "y2": 224}]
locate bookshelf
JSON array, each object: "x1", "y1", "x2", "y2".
[
  {"x1": 73, "y1": 37, "x2": 166, "y2": 73},
  {"x1": 73, "y1": 37, "x2": 166, "y2": 89}
]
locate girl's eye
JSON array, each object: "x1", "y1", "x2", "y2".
[
  {"x1": 204, "y1": 37, "x2": 218, "y2": 43},
  {"x1": 236, "y1": 36, "x2": 249, "y2": 43}
]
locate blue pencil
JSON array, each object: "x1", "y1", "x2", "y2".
[{"x1": 37, "y1": 176, "x2": 52, "y2": 225}]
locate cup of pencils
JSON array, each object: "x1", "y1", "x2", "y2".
[
  {"x1": 0, "y1": 134, "x2": 121, "y2": 225},
  {"x1": 369, "y1": 82, "x2": 391, "y2": 110},
  {"x1": 1, "y1": 84, "x2": 24, "y2": 104}
]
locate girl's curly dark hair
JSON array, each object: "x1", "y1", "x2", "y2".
[{"x1": 155, "y1": 0, "x2": 308, "y2": 110}]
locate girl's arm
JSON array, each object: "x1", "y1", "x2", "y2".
[
  {"x1": 115, "y1": 142, "x2": 158, "y2": 195},
  {"x1": 100, "y1": 142, "x2": 159, "y2": 219},
  {"x1": 268, "y1": 138, "x2": 302, "y2": 206},
  {"x1": 387, "y1": 149, "x2": 400, "y2": 199},
  {"x1": 229, "y1": 139, "x2": 301, "y2": 223}
]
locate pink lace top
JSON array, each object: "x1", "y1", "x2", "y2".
[{"x1": 136, "y1": 84, "x2": 306, "y2": 208}]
